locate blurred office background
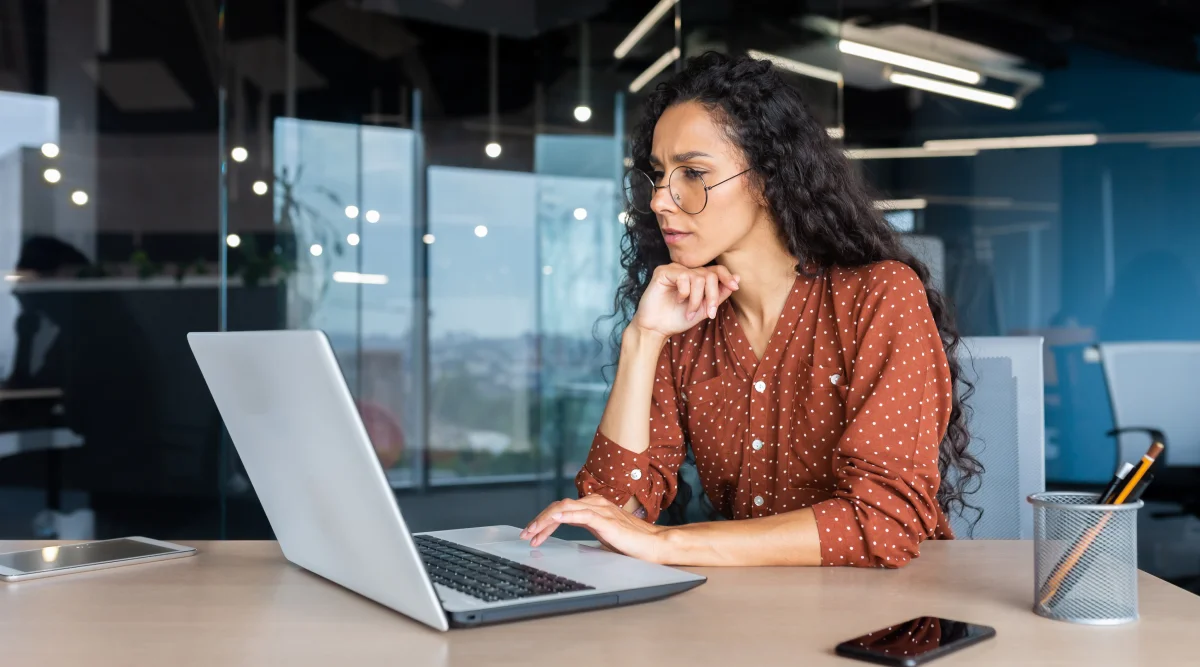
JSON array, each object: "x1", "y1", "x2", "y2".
[{"x1": 1, "y1": 1, "x2": 1197, "y2": 592}]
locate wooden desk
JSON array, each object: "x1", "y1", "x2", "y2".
[{"x1": 0, "y1": 540, "x2": 1193, "y2": 666}]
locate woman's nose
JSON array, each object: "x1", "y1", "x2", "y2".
[{"x1": 650, "y1": 181, "x2": 677, "y2": 215}]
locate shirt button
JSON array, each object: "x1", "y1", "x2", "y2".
[
  {"x1": 630, "y1": 469, "x2": 642, "y2": 481},
  {"x1": 752, "y1": 439, "x2": 764, "y2": 451},
  {"x1": 754, "y1": 380, "x2": 766, "y2": 393},
  {"x1": 829, "y1": 373, "x2": 841, "y2": 385},
  {"x1": 753, "y1": 495, "x2": 765, "y2": 507}
]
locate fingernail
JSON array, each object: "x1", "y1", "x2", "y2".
[{"x1": 708, "y1": 306, "x2": 717, "y2": 318}]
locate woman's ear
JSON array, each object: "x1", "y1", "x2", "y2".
[{"x1": 746, "y1": 173, "x2": 770, "y2": 209}]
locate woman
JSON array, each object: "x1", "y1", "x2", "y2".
[{"x1": 521, "y1": 52, "x2": 979, "y2": 568}]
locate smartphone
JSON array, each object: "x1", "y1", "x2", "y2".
[
  {"x1": 834, "y1": 616, "x2": 996, "y2": 666},
  {"x1": 0, "y1": 536, "x2": 195, "y2": 582}
]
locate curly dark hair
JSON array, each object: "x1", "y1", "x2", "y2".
[{"x1": 606, "y1": 51, "x2": 983, "y2": 525}]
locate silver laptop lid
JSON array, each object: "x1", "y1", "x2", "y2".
[{"x1": 187, "y1": 330, "x2": 449, "y2": 631}]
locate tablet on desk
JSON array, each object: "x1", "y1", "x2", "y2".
[{"x1": 0, "y1": 536, "x2": 195, "y2": 582}]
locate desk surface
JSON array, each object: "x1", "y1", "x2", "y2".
[{"x1": 0, "y1": 540, "x2": 1193, "y2": 666}]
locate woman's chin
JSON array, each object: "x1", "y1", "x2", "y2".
[{"x1": 668, "y1": 249, "x2": 714, "y2": 269}]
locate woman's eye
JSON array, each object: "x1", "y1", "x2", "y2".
[
  {"x1": 650, "y1": 171, "x2": 665, "y2": 183},
  {"x1": 682, "y1": 168, "x2": 704, "y2": 180}
]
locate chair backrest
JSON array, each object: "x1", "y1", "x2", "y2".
[
  {"x1": 1098, "y1": 342, "x2": 1200, "y2": 468},
  {"x1": 951, "y1": 336, "x2": 1046, "y2": 540}
]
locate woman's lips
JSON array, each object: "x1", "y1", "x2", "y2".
[{"x1": 662, "y1": 229, "x2": 692, "y2": 245}]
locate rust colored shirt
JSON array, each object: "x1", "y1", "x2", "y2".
[{"x1": 575, "y1": 260, "x2": 954, "y2": 568}]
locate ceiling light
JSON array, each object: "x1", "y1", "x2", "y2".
[
  {"x1": 826, "y1": 127, "x2": 844, "y2": 140},
  {"x1": 630, "y1": 47, "x2": 681, "y2": 93},
  {"x1": 310, "y1": 244, "x2": 323, "y2": 256},
  {"x1": 344, "y1": 205, "x2": 359, "y2": 219},
  {"x1": 252, "y1": 180, "x2": 268, "y2": 195},
  {"x1": 41, "y1": 143, "x2": 59, "y2": 158},
  {"x1": 888, "y1": 72, "x2": 1017, "y2": 110},
  {"x1": 43, "y1": 168, "x2": 61, "y2": 183},
  {"x1": 485, "y1": 142, "x2": 502, "y2": 158},
  {"x1": 70, "y1": 190, "x2": 88, "y2": 206},
  {"x1": 613, "y1": 0, "x2": 678, "y2": 60},
  {"x1": 333, "y1": 271, "x2": 387, "y2": 285},
  {"x1": 747, "y1": 49, "x2": 842, "y2": 84},
  {"x1": 365, "y1": 209, "x2": 380, "y2": 223},
  {"x1": 474, "y1": 225, "x2": 488, "y2": 238},
  {"x1": 924, "y1": 134, "x2": 1099, "y2": 151},
  {"x1": 347, "y1": 233, "x2": 360, "y2": 246},
  {"x1": 839, "y1": 40, "x2": 981, "y2": 84},
  {"x1": 226, "y1": 234, "x2": 241, "y2": 248},
  {"x1": 422, "y1": 233, "x2": 436, "y2": 244},
  {"x1": 231, "y1": 146, "x2": 248, "y2": 162},
  {"x1": 574, "y1": 105, "x2": 592, "y2": 122},
  {"x1": 542, "y1": 265, "x2": 554, "y2": 275},
  {"x1": 618, "y1": 211, "x2": 630, "y2": 224},
  {"x1": 845, "y1": 147, "x2": 979, "y2": 160},
  {"x1": 573, "y1": 208, "x2": 588, "y2": 220},
  {"x1": 874, "y1": 198, "x2": 928, "y2": 210}
]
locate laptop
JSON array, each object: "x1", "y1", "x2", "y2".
[{"x1": 187, "y1": 330, "x2": 705, "y2": 630}]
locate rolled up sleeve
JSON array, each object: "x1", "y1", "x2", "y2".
[
  {"x1": 812, "y1": 262, "x2": 952, "y2": 568},
  {"x1": 575, "y1": 343, "x2": 686, "y2": 523}
]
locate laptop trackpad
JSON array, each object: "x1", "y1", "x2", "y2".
[{"x1": 479, "y1": 539, "x2": 601, "y2": 560}]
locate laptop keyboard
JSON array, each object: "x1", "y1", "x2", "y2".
[{"x1": 414, "y1": 535, "x2": 595, "y2": 602}]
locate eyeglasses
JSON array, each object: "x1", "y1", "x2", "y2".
[{"x1": 623, "y1": 166, "x2": 752, "y2": 215}]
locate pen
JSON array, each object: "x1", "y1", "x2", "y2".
[
  {"x1": 1110, "y1": 442, "x2": 1163, "y2": 505},
  {"x1": 1098, "y1": 462, "x2": 1134, "y2": 504},
  {"x1": 1038, "y1": 441, "x2": 1164, "y2": 608},
  {"x1": 1125, "y1": 473, "x2": 1154, "y2": 504}
]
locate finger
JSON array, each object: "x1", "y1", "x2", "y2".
[
  {"x1": 530, "y1": 500, "x2": 602, "y2": 546},
  {"x1": 522, "y1": 498, "x2": 585, "y2": 538},
  {"x1": 553, "y1": 509, "x2": 601, "y2": 528},
  {"x1": 529, "y1": 521, "x2": 563, "y2": 547},
  {"x1": 654, "y1": 264, "x2": 681, "y2": 287},
  {"x1": 522, "y1": 501, "x2": 566, "y2": 536},
  {"x1": 717, "y1": 283, "x2": 734, "y2": 304},
  {"x1": 713, "y1": 265, "x2": 739, "y2": 292},
  {"x1": 675, "y1": 274, "x2": 691, "y2": 303},
  {"x1": 687, "y1": 275, "x2": 705, "y2": 318},
  {"x1": 705, "y1": 272, "x2": 719, "y2": 319}
]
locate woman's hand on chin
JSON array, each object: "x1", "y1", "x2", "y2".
[
  {"x1": 630, "y1": 263, "x2": 739, "y2": 339},
  {"x1": 520, "y1": 495, "x2": 671, "y2": 563}
]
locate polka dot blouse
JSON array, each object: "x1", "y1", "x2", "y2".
[{"x1": 576, "y1": 261, "x2": 954, "y2": 568}]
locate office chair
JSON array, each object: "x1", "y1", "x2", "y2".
[
  {"x1": 950, "y1": 337, "x2": 1046, "y2": 539},
  {"x1": 1098, "y1": 342, "x2": 1200, "y2": 591}
]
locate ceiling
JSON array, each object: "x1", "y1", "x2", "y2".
[{"x1": 1, "y1": 0, "x2": 1197, "y2": 134}]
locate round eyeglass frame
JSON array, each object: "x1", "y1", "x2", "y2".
[{"x1": 623, "y1": 166, "x2": 752, "y2": 215}]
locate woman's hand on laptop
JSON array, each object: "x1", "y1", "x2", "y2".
[{"x1": 520, "y1": 495, "x2": 668, "y2": 563}]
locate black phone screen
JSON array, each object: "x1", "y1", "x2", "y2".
[{"x1": 834, "y1": 617, "x2": 995, "y2": 666}]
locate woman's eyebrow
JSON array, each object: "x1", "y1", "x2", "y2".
[
  {"x1": 648, "y1": 150, "x2": 714, "y2": 166},
  {"x1": 673, "y1": 151, "x2": 713, "y2": 162}
]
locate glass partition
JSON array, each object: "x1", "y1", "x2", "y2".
[{"x1": 0, "y1": 2, "x2": 225, "y2": 540}]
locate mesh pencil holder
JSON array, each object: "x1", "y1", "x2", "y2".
[{"x1": 1028, "y1": 491, "x2": 1143, "y2": 625}]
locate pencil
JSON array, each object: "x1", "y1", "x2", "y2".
[
  {"x1": 1111, "y1": 442, "x2": 1163, "y2": 504},
  {"x1": 1037, "y1": 441, "x2": 1164, "y2": 608}
]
